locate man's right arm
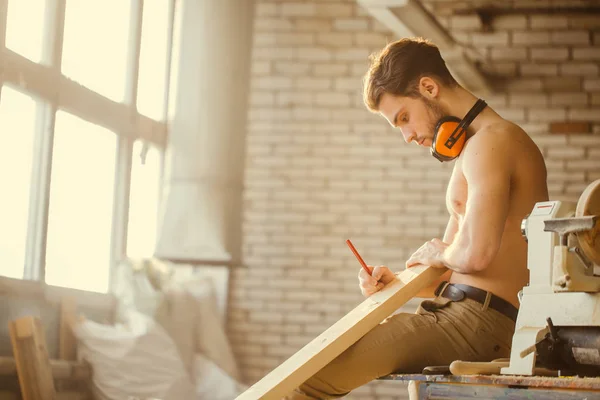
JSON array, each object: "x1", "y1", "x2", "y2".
[{"x1": 412, "y1": 215, "x2": 457, "y2": 298}]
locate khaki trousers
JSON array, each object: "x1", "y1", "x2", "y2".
[{"x1": 284, "y1": 293, "x2": 516, "y2": 399}]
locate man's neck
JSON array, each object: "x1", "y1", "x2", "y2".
[{"x1": 438, "y1": 86, "x2": 498, "y2": 133}]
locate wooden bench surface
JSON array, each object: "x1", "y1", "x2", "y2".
[{"x1": 382, "y1": 372, "x2": 600, "y2": 390}]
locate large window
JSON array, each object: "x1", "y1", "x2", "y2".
[
  {"x1": 62, "y1": 0, "x2": 132, "y2": 102},
  {"x1": 126, "y1": 141, "x2": 162, "y2": 258},
  {"x1": 0, "y1": 87, "x2": 39, "y2": 279},
  {"x1": 0, "y1": 0, "x2": 175, "y2": 292},
  {"x1": 45, "y1": 112, "x2": 117, "y2": 293}
]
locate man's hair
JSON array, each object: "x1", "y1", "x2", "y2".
[{"x1": 363, "y1": 37, "x2": 457, "y2": 112}]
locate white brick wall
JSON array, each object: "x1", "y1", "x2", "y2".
[{"x1": 229, "y1": 1, "x2": 600, "y2": 399}]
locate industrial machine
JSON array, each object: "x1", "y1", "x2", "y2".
[{"x1": 501, "y1": 179, "x2": 600, "y2": 377}]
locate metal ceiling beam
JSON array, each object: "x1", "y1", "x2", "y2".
[{"x1": 357, "y1": 0, "x2": 491, "y2": 95}]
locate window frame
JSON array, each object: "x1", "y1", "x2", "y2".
[{"x1": 0, "y1": 0, "x2": 175, "y2": 292}]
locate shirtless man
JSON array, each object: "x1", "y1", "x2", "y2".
[{"x1": 286, "y1": 38, "x2": 549, "y2": 399}]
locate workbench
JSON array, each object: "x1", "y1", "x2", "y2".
[{"x1": 381, "y1": 373, "x2": 600, "y2": 399}]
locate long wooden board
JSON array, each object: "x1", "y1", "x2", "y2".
[
  {"x1": 236, "y1": 265, "x2": 446, "y2": 400},
  {"x1": 8, "y1": 316, "x2": 57, "y2": 400},
  {"x1": 59, "y1": 297, "x2": 77, "y2": 362},
  {"x1": 0, "y1": 356, "x2": 91, "y2": 380}
]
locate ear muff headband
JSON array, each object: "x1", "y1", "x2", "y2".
[
  {"x1": 431, "y1": 99, "x2": 487, "y2": 162},
  {"x1": 446, "y1": 99, "x2": 487, "y2": 148}
]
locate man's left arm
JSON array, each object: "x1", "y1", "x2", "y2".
[{"x1": 407, "y1": 133, "x2": 513, "y2": 273}]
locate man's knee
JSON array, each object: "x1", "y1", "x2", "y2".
[
  {"x1": 290, "y1": 312, "x2": 424, "y2": 399},
  {"x1": 282, "y1": 387, "x2": 330, "y2": 400}
]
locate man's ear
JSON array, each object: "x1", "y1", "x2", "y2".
[{"x1": 418, "y1": 77, "x2": 439, "y2": 99}]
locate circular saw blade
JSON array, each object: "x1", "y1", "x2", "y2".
[{"x1": 575, "y1": 179, "x2": 600, "y2": 265}]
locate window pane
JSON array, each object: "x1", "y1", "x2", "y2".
[
  {"x1": 137, "y1": 0, "x2": 170, "y2": 120},
  {"x1": 62, "y1": 0, "x2": 131, "y2": 102},
  {"x1": 45, "y1": 111, "x2": 116, "y2": 293},
  {"x1": 6, "y1": 0, "x2": 48, "y2": 63},
  {"x1": 126, "y1": 141, "x2": 162, "y2": 258},
  {"x1": 0, "y1": 87, "x2": 38, "y2": 279}
]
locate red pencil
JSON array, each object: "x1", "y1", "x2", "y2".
[{"x1": 346, "y1": 239, "x2": 372, "y2": 276}]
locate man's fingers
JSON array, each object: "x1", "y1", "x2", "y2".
[
  {"x1": 361, "y1": 266, "x2": 378, "y2": 285},
  {"x1": 362, "y1": 282, "x2": 385, "y2": 297},
  {"x1": 407, "y1": 260, "x2": 429, "y2": 269},
  {"x1": 358, "y1": 266, "x2": 375, "y2": 281},
  {"x1": 359, "y1": 265, "x2": 394, "y2": 298},
  {"x1": 358, "y1": 276, "x2": 377, "y2": 290},
  {"x1": 359, "y1": 279, "x2": 373, "y2": 290},
  {"x1": 361, "y1": 287, "x2": 374, "y2": 297},
  {"x1": 372, "y1": 265, "x2": 387, "y2": 280},
  {"x1": 372, "y1": 267, "x2": 381, "y2": 281},
  {"x1": 362, "y1": 286, "x2": 378, "y2": 297}
]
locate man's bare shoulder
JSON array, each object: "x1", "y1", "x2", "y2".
[
  {"x1": 461, "y1": 121, "x2": 516, "y2": 161},
  {"x1": 460, "y1": 119, "x2": 547, "y2": 196},
  {"x1": 462, "y1": 119, "x2": 538, "y2": 161},
  {"x1": 474, "y1": 119, "x2": 529, "y2": 144}
]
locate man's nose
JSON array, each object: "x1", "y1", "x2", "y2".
[{"x1": 400, "y1": 128, "x2": 415, "y2": 144}]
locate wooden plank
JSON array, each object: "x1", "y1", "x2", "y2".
[
  {"x1": 449, "y1": 360, "x2": 557, "y2": 377},
  {"x1": 0, "y1": 357, "x2": 90, "y2": 381},
  {"x1": 59, "y1": 298, "x2": 77, "y2": 361},
  {"x1": 236, "y1": 265, "x2": 446, "y2": 400},
  {"x1": 8, "y1": 316, "x2": 57, "y2": 400},
  {"x1": 0, "y1": 275, "x2": 116, "y2": 315},
  {"x1": 450, "y1": 360, "x2": 508, "y2": 376}
]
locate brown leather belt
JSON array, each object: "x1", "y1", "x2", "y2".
[{"x1": 434, "y1": 281, "x2": 519, "y2": 322}]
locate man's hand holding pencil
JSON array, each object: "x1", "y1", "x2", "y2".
[
  {"x1": 347, "y1": 239, "x2": 396, "y2": 298},
  {"x1": 357, "y1": 265, "x2": 395, "y2": 297}
]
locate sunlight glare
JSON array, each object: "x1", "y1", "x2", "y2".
[
  {"x1": 127, "y1": 141, "x2": 162, "y2": 258},
  {"x1": 6, "y1": 0, "x2": 48, "y2": 63},
  {"x1": 62, "y1": 0, "x2": 131, "y2": 102},
  {"x1": 45, "y1": 111, "x2": 116, "y2": 293},
  {"x1": 0, "y1": 87, "x2": 37, "y2": 279}
]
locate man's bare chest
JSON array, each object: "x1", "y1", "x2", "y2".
[{"x1": 446, "y1": 164, "x2": 468, "y2": 217}]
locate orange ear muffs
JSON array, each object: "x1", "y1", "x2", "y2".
[
  {"x1": 430, "y1": 99, "x2": 488, "y2": 162},
  {"x1": 431, "y1": 116, "x2": 466, "y2": 162}
]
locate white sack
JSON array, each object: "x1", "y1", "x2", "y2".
[
  {"x1": 192, "y1": 353, "x2": 247, "y2": 400},
  {"x1": 73, "y1": 309, "x2": 196, "y2": 400}
]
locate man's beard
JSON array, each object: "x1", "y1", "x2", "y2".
[{"x1": 421, "y1": 96, "x2": 447, "y2": 136}]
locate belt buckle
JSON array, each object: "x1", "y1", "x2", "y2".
[
  {"x1": 434, "y1": 281, "x2": 448, "y2": 297},
  {"x1": 445, "y1": 285, "x2": 466, "y2": 302}
]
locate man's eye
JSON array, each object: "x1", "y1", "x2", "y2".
[{"x1": 401, "y1": 115, "x2": 408, "y2": 122}]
